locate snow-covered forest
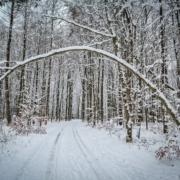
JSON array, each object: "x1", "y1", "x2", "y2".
[{"x1": 0, "y1": 0, "x2": 180, "y2": 179}]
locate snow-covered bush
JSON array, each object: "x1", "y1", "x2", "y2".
[
  {"x1": 10, "y1": 89, "x2": 46, "y2": 135},
  {"x1": 0, "y1": 122, "x2": 8, "y2": 142},
  {"x1": 155, "y1": 139, "x2": 180, "y2": 160},
  {"x1": 0, "y1": 119, "x2": 15, "y2": 143},
  {"x1": 11, "y1": 115, "x2": 46, "y2": 135}
]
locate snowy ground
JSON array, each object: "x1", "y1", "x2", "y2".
[{"x1": 0, "y1": 120, "x2": 179, "y2": 180}]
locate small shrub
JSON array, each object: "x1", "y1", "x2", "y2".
[
  {"x1": 155, "y1": 139, "x2": 180, "y2": 160},
  {"x1": 11, "y1": 116, "x2": 46, "y2": 135}
]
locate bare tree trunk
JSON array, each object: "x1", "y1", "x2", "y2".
[
  {"x1": 100, "y1": 59, "x2": 104, "y2": 123},
  {"x1": 46, "y1": 59, "x2": 52, "y2": 117},
  {"x1": 65, "y1": 71, "x2": 73, "y2": 121},
  {"x1": 45, "y1": 1, "x2": 55, "y2": 117},
  {"x1": 81, "y1": 59, "x2": 87, "y2": 121},
  {"x1": 159, "y1": 0, "x2": 168, "y2": 134},
  {"x1": 16, "y1": 1, "x2": 28, "y2": 116},
  {"x1": 5, "y1": 1, "x2": 15, "y2": 125},
  {"x1": 59, "y1": 72, "x2": 65, "y2": 120},
  {"x1": 174, "y1": 2, "x2": 180, "y2": 114},
  {"x1": 56, "y1": 61, "x2": 61, "y2": 121}
]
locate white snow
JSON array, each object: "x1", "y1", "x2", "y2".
[{"x1": 0, "y1": 120, "x2": 179, "y2": 180}]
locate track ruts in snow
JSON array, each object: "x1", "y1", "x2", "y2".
[
  {"x1": 78, "y1": 126, "x2": 130, "y2": 180},
  {"x1": 73, "y1": 124, "x2": 113, "y2": 180},
  {"x1": 72, "y1": 128, "x2": 100, "y2": 180},
  {"x1": 46, "y1": 128, "x2": 64, "y2": 180},
  {"x1": 15, "y1": 127, "x2": 62, "y2": 180}
]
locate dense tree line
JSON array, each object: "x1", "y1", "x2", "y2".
[{"x1": 0, "y1": 0, "x2": 179, "y2": 142}]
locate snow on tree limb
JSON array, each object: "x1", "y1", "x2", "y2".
[
  {"x1": 42, "y1": 14, "x2": 116, "y2": 38},
  {"x1": 0, "y1": 46, "x2": 179, "y2": 126}
]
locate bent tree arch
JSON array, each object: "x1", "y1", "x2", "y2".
[{"x1": 0, "y1": 46, "x2": 180, "y2": 126}]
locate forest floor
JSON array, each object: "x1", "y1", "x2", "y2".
[{"x1": 0, "y1": 120, "x2": 180, "y2": 180}]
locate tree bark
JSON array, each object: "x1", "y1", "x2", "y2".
[
  {"x1": 5, "y1": 1, "x2": 15, "y2": 125},
  {"x1": 159, "y1": 0, "x2": 168, "y2": 134},
  {"x1": 16, "y1": 1, "x2": 28, "y2": 116}
]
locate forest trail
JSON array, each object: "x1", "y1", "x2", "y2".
[{"x1": 0, "y1": 120, "x2": 179, "y2": 180}]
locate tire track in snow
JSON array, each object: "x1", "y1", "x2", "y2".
[
  {"x1": 45, "y1": 128, "x2": 64, "y2": 180},
  {"x1": 54, "y1": 127, "x2": 67, "y2": 180},
  {"x1": 55, "y1": 124, "x2": 87, "y2": 180},
  {"x1": 15, "y1": 127, "x2": 62, "y2": 180},
  {"x1": 75, "y1": 126, "x2": 114, "y2": 180},
  {"x1": 76, "y1": 123, "x2": 130, "y2": 180},
  {"x1": 72, "y1": 127, "x2": 100, "y2": 180},
  {"x1": 73, "y1": 124, "x2": 113, "y2": 180}
]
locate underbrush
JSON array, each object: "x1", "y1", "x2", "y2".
[
  {"x1": 88, "y1": 120, "x2": 180, "y2": 161},
  {"x1": 0, "y1": 116, "x2": 46, "y2": 144},
  {"x1": 11, "y1": 116, "x2": 46, "y2": 135},
  {"x1": 155, "y1": 139, "x2": 180, "y2": 160},
  {"x1": 0, "y1": 120, "x2": 14, "y2": 143}
]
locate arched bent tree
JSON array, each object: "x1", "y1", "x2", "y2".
[{"x1": 0, "y1": 46, "x2": 180, "y2": 126}]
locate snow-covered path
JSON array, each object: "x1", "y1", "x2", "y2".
[{"x1": 0, "y1": 120, "x2": 179, "y2": 180}]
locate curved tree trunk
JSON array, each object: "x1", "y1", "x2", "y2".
[{"x1": 1, "y1": 46, "x2": 180, "y2": 126}]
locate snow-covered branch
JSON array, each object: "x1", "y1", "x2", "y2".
[
  {"x1": 0, "y1": 46, "x2": 179, "y2": 126},
  {"x1": 0, "y1": 61, "x2": 18, "y2": 65},
  {"x1": 42, "y1": 14, "x2": 116, "y2": 38},
  {"x1": 0, "y1": 60, "x2": 6, "y2": 65},
  {"x1": 87, "y1": 39, "x2": 111, "y2": 47},
  {"x1": 0, "y1": 67, "x2": 13, "y2": 70}
]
